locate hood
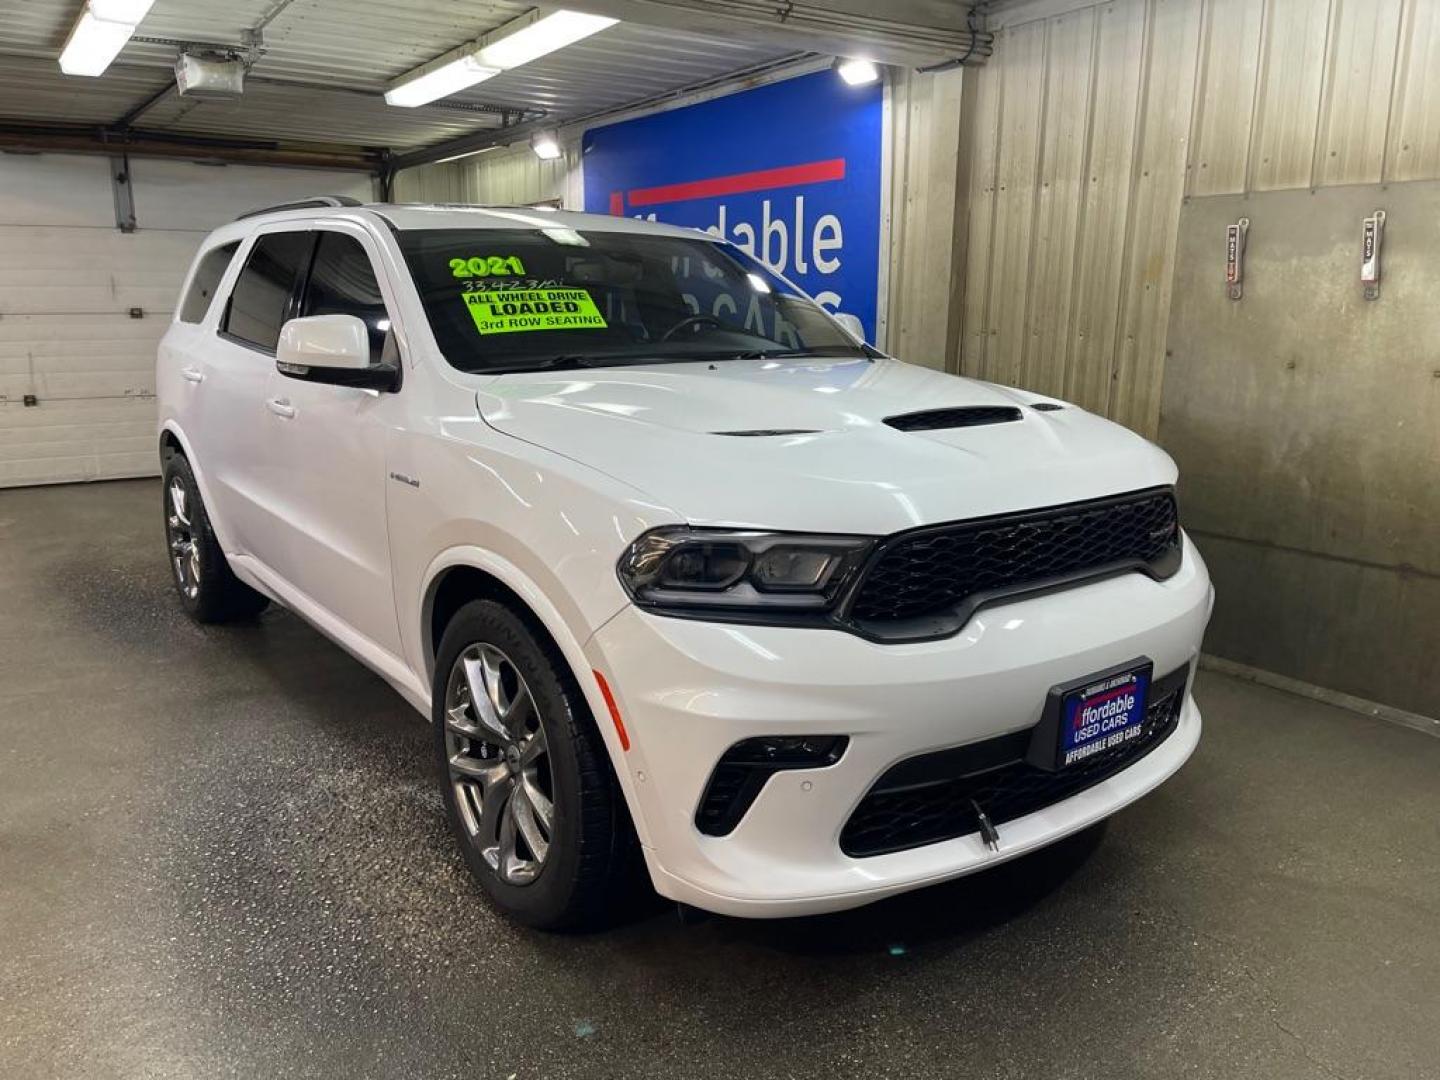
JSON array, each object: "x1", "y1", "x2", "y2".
[{"x1": 475, "y1": 357, "x2": 1177, "y2": 534}]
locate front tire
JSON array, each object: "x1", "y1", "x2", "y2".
[
  {"x1": 161, "y1": 453, "x2": 269, "y2": 624},
  {"x1": 433, "y1": 599, "x2": 638, "y2": 930}
]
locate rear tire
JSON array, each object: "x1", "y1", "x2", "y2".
[
  {"x1": 433, "y1": 599, "x2": 640, "y2": 930},
  {"x1": 161, "y1": 453, "x2": 269, "y2": 624}
]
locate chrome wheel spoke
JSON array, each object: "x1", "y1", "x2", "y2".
[
  {"x1": 460, "y1": 650, "x2": 512, "y2": 743},
  {"x1": 478, "y1": 771, "x2": 513, "y2": 843},
  {"x1": 443, "y1": 638, "x2": 555, "y2": 887},
  {"x1": 488, "y1": 789, "x2": 525, "y2": 881},
  {"x1": 461, "y1": 654, "x2": 509, "y2": 742},
  {"x1": 518, "y1": 727, "x2": 547, "y2": 768},
  {"x1": 518, "y1": 773, "x2": 553, "y2": 837},
  {"x1": 444, "y1": 700, "x2": 492, "y2": 745},
  {"x1": 168, "y1": 479, "x2": 191, "y2": 528},
  {"x1": 480, "y1": 646, "x2": 508, "y2": 717},
  {"x1": 166, "y1": 479, "x2": 200, "y2": 598},
  {"x1": 448, "y1": 753, "x2": 507, "y2": 785},
  {"x1": 510, "y1": 783, "x2": 550, "y2": 865},
  {"x1": 501, "y1": 687, "x2": 535, "y2": 741}
]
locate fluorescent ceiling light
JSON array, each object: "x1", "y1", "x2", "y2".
[
  {"x1": 58, "y1": 0, "x2": 155, "y2": 77},
  {"x1": 432, "y1": 144, "x2": 503, "y2": 165},
  {"x1": 835, "y1": 57, "x2": 880, "y2": 86},
  {"x1": 531, "y1": 131, "x2": 562, "y2": 160},
  {"x1": 386, "y1": 9, "x2": 617, "y2": 108},
  {"x1": 385, "y1": 53, "x2": 501, "y2": 107},
  {"x1": 478, "y1": 10, "x2": 618, "y2": 70}
]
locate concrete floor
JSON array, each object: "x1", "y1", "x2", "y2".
[{"x1": 2, "y1": 478, "x2": 1437, "y2": 1080}]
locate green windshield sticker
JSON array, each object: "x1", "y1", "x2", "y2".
[
  {"x1": 450, "y1": 255, "x2": 527, "y2": 278},
  {"x1": 463, "y1": 288, "x2": 607, "y2": 335}
]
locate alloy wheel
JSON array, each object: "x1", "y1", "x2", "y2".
[
  {"x1": 443, "y1": 643, "x2": 555, "y2": 885},
  {"x1": 166, "y1": 477, "x2": 201, "y2": 599}
]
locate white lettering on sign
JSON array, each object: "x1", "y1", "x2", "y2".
[
  {"x1": 813, "y1": 213, "x2": 842, "y2": 274},
  {"x1": 1079, "y1": 693, "x2": 1137, "y2": 728},
  {"x1": 639, "y1": 194, "x2": 849, "y2": 314}
]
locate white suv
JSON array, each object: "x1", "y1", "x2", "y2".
[{"x1": 157, "y1": 197, "x2": 1213, "y2": 928}]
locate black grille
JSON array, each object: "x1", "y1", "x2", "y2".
[
  {"x1": 885, "y1": 406, "x2": 1023, "y2": 431},
  {"x1": 840, "y1": 667, "x2": 1189, "y2": 858},
  {"x1": 847, "y1": 488, "x2": 1180, "y2": 627}
]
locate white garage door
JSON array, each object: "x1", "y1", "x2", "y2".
[{"x1": 0, "y1": 155, "x2": 373, "y2": 487}]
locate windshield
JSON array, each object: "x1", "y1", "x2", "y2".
[{"x1": 397, "y1": 227, "x2": 867, "y2": 374}]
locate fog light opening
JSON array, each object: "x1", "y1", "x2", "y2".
[{"x1": 696, "y1": 735, "x2": 848, "y2": 836}]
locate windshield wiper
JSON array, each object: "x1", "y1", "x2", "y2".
[
  {"x1": 720, "y1": 347, "x2": 875, "y2": 362},
  {"x1": 721, "y1": 349, "x2": 813, "y2": 361},
  {"x1": 493, "y1": 354, "x2": 603, "y2": 374}
]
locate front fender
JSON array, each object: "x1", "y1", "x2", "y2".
[
  {"x1": 417, "y1": 544, "x2": 626, "y2": 688},
  {"x1": 416, "y1": 544, "x2": 653, "y2": 848}
]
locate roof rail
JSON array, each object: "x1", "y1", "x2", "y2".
[{"x1": 235, "y1": 195, "x2": 363, "y2": 221}]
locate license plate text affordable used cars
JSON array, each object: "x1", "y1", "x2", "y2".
[{"x1": 1060, "y1": 668, "x2": 1151, "y2": 767}]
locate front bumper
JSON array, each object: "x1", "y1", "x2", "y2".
[{"x1": 586, "y1": 534, "x2": 1213, "y2": 918}]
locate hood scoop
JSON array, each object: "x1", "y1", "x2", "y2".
[{"x1": 884, "y1": 406, "x2": 1023, "y2": 432}]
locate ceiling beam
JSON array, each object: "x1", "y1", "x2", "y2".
[
  {"x1": 0, "y1": 123, "x2": 382, "y2": 171},
  {"x1": 558, "y1": 0, "x2": 992, "y2": 68}
]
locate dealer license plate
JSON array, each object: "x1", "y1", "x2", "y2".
[{"x1": 1058, "y1": 663, "x2": 1152, "y2": 768}]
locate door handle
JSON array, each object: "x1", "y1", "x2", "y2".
[
  {"x1": 180, "y1": 367, "x2": 204, "y2": 383},
  {"x1": 266, "y1": 397, "x2": 296, "y2": 419}
]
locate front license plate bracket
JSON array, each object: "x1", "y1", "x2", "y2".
[{"x1": 1025, "y1": 656, "x2": 1153, "y2": 773}]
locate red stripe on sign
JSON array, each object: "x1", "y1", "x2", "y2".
[
  {"x1": 626, "y1": 158, "x2": 847, "y2": 208},
  {"x1": 608, "y1": 190, "x2": 624, "y2": 216},
  {"x1": 1084, "y1": 684, "x2": 1136, "y2": 708}
]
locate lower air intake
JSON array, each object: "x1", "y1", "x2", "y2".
[
  {"x1": 839, "y1": 666, "x2": 1189, "y2": 858},
  {"x1": 696, "y1": 736, "x2": 847, "y2": 836}
]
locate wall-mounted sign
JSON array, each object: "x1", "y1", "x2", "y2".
[
  {"x1": 582, "y1": 70, "x2": 884, "y2": 341},
  {"x1": 1361, "y1": 209, "x2": 1385, "y2": 300},
  {"x1": 1225, "y1": 217, "x2": 1249, "y2": 300}
]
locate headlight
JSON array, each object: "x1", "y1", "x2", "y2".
[{"x1": 617, "y1": 527, "x2": 874, "y2": 615}]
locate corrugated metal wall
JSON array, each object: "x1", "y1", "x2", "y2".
[
  {"x1": 392, "y1": 143, "x2": 582, "y2": 207},
  {"x1": 963, "y1": 0, "x2": 1440, "y2": 436},
  {"x1": 883, "y1": 67, "x2": 968, "y2": 366}
]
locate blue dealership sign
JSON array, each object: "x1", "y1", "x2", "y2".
[{"x1": 582, "y1": 70, "x2": 884, "y2": 340}]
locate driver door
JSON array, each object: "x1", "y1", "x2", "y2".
[{"x1": 256, "y1": 226, "x2": 405, "y2": 657}]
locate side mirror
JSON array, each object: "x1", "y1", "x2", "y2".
[
  {"x1": 276, "y1": 314, "x2": 399, "y2": 392},
  {"x1": 832, "y1": 312, "x2": 867, "y2": 344}
]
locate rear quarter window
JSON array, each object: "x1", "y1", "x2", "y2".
[{"x1": 177, "y1": 241, "x2": 240, "y2": 324}]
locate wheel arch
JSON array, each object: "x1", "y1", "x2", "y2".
[
  {"x1": 156, "y1": 421, "x2": 239, "y2": 554},
  {"x1": 425, "y1": 563, "x2": 539, "y2": 678},
  {"x1": 159, "y1": 428, "x2": 185, "y2": 460},
  {"x1": 419, "y1": 547, "x2": 621, "y2": 685},
  {"x1": 419, "y1": 548, "x2": 650, "y2": 846}
]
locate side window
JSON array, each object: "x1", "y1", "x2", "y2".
[
  {"x1": 221, "y1": 231, "x2": 314, "y2": 353},
  {"x1": 299, "y1": 233, "x2": 394, "y2": 364},
  {"x1": 178, "y1": 241, "x2": 239, "y2": 324}
]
